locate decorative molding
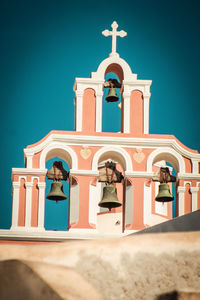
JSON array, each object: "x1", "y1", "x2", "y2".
[
  {"x1": 191, "y1": 158, "x2": 200, "y2": 175},
  {"x1": 80, "y1": 146, "x2": 92, "y2": 160},
  {"x1": 12, "y1": 182, "x2": 20, "y2": 188},
  {"x1": 147, "y1": 147, "x2": 186, "y2": 174},
  {"x1": 24, "y1": 134, "x2": 200, "y2": 161},
  {"x1": 39, "y1": 143, "x2": 78, "y2": 169},
  {"x1": 190, "y1": 187, "x2": 199, "y2": 193},
  {"x1": 12, "y1": 168, "x2": 47, "y2": 175},
  {"x1": 125, "y1": 171, "x2": 154, "y2": 178},
  {"x1": 177, "y1": 186, "x2": 185, "y2": 193},
  {"x1": 178, "y1": 173, "x2": 200, "y2": 180},
  {"x1": 25, "y1": 182, "x2": 33, "y2": 188},
  {"x1": 70, "y1": 170, "x2": 99, "y2": 176},
  {"x1": 92, "y1": 146, "x2": 133, "y2": 172},
  {"x1": 0, "y1": 229, "x2": 131, "y2": 240},
  {"x1": 37, "y1": 182, "x2": 46, "y2": 188},
  {"x1": 133, "y1": 148, "x2": 145, "y2": 163}
]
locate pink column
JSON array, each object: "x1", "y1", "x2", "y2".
[
  {"x1": 129, "y1": 177, "x2": 145, "y2": 230},
  {"x1": 72, "y1": 175, "x2": 94, "y2": 229},
  {"x1": 82, "y1": 89, "x2": 96, "y2": 133},
  {"x1": 31, "y1": 179, "x2": 39, "y2": 227},
  {"x1": 130, "y1": 90, "x2": 144, "y2": 136},
  {"x1": 18, "y1": 178, "x2": 26, "y2": 227}
]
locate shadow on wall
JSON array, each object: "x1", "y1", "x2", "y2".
[{"x1": 156, "y1": 290, "x2": 200, "y2": 299}]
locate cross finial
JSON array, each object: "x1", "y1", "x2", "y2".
[{"x1": 102, "y1": 21, "x2": 127, "y2": 57}]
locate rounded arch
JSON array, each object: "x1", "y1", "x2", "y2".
[
  {"x1": 92, "y1": 56, "x2": 135, "y2": 81},
  {"x1": 105, "y1": 63, "x2": 124, "y2": 82},
  {"x1": 147, "y1": 147, "x2": 185, "y2": 174},
  {"x1": 40, "y1": 143, "x2": 78, "y2": 169},
  {"x1": 92, "y1": 146, "x2": 133, "y2": 172}
]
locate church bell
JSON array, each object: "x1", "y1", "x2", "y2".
[
  {"x1": 105, "y1": 86, "x2": 119, "y2": 102},
  {"x1": 98, "y1": 185, "x2": 122, "y2": 210},
  {"x1": 46, "y1": 180, "x2": 67, "y2": 201},
  {"x1": 155, "y1": 183, "x2": 174, "y2": 202}
]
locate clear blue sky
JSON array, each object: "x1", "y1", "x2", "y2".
[{"x1": 0, "y1": 0, "x2": 200, "y2": 229}]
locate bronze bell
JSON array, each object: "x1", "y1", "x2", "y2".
[
  {"x1": 155, "y1": 183, "x2": 174, "y2": 202},
  {"x1": 98, "y1": 185, "x2": 122, "y2": 210},
  {"x1": 46, "y1": 180, "x2": 67, "y2": 201},
  {"x1": 106, "y1": 86, "x2": 119, "y2": 102}
]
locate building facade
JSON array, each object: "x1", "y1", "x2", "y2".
[{"x1": 3, "y1": 22, "x2": 200, "y2": 240}]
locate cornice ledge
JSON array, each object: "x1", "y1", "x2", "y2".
[
  {"x1": 24, "y1": 134, "x2": 200, "y2": 160},
  {"x1": 12, "y1": 168, "x2": 47, "y2": 175},
  {"x1": 125, "y1": 171, "x2": 154, "y2": 178},
  {"x1": 70, "y1": 170, "x2": 99, "y2": 176},
  {"x1": 190, "y1": 187, "x2": 199, "y2": 192},
  {"x1": 178, "y1": 173, "x2": 200, "y2": 180}
]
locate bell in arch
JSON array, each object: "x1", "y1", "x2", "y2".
[
  {"x1": 155, "y1": 183, "x2": 174, "y2": 202},
  {"x1": 106, "y1": 85, "x2": 119, "y2": 102},
  {"x1": 153, "y1": 167, "x2": 176, "y2": 203},
  {"x1": 46, "y1": 161, "x2": 69, "y2": 202},
  {"x1": 98, "y1": 184, "x2": 122, "y2": 211},
  {"x1": 47, "y1": 180, "x2": 67, "y2": 201},
  {"x1": 104, "y1": 79, "x2": 121, "y2": 103}
]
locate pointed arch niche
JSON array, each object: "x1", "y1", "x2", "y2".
[{"x1": 102, "y1": 64, "x2": 124, "y2": 133}]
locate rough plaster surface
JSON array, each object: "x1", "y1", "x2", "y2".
[
  {"x1": 0, "y1": 259, "x2": 105, "y2": 300},
  {"x1": 0, "y1": 232, "x2": 200, "y2": 300}
]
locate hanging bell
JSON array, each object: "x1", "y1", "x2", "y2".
[
  {"x1": 106, "y1": 87, "x2": 119, "y2": 102},
  {"x1": 47, "y1": 180, "x2": 67, "y2": 201},
  {"x1": 98, "y1": 185, "x2": 122, "y2": 210},
  {"x1": 155, "y1": 183, "x2": 174, "y2": 202}
]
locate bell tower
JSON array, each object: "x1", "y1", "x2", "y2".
[
  {"x1": 74, "y1": 21, "x2": 152, "y2": 136},
  {"x1": 3, "y1": 21, "x2": 199, "y2": 241}
]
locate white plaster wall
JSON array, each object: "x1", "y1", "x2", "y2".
[
  {"x1": 143, "y1": 183, "x2": 152, "y2": 226},
  {"x1": 69, "y1": 184, "x2": 79, "y2": 225},
  {"x1": 125, "y1": 184, "x2": 133, "y2": 226},
  {"x1": 89, "y1": 184, "x2": 98, "y2": 225},
  {"x1": 97, "y1": 212, "x2": 122, "y2": 234},
  {"x1": 155, "y1": 182, "x2": 168, "y2": 216}
]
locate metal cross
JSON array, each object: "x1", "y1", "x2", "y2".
[{"x1": 102, "y1": 21, "x2": 127, "y2": 56}]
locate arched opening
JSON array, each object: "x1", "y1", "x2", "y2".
[
  {"x1": 45, "y1": 156, "x2": 70, "y2": 231},
  {"x1": 94, "y1": 150, "x2": 127, "y2": 233},
  {"x1": 102, "y1": 64, "x2": 124, "y2": 133},
  {"x1": 152, "y1": 159, "x2": 177, "y2": 221}
]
